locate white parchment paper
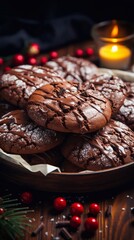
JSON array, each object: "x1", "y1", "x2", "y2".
[{"x1": 0, "y1": 149, "x2": 61, "y2": 176}]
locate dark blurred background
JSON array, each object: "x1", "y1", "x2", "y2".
[
  {"x1": 0, "y1": 0, "x2": 134, "y2": 56},
  {"x1": 1, "y1": 0, "x2": 134, "y2": 22}
]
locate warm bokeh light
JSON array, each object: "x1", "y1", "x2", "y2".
[
  {"x1": 111, "y1": 45, "x2": 118, "y2": 52},
  {"x1": 111, "y1": 25, "x2": 119, "y2": 43},
  {"x1": 111, "y1": 25, "x2": 119, "y2": 37}
]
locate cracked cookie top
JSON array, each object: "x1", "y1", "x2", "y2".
[
  {"x1": 62, "y1": 120, "x2": 134, "y2": 171},
  {"x1": 27, "y1": 81, "x2": 112, "y2": 134},
  {"x1": 0, "y1": 65, "x2": 64, "y2": 108},
  {"x1": 0, "y1": 110, "x2": 64, "y2": 154},
  {"x1": 113, "y1": 82, "x2": 134, "y2": 130},
  {"x1": 46, "y1": 56, "x2": 98, "y2": 82},
  {"x1": 84, "y1": 74, "x2": 128, "y2": 115}
]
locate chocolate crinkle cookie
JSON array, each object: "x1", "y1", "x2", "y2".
[
  {"x1": 62, "y1": 120, "x2": 134, "y2": 171},
  {"x1": 84, "y1": 73, "x2": 128, "y2": 115},
  {"x1": 0, "y1": 65, "x2": 64, "y2": 108},
  {"x1": 113, "y1": 82, "x2": 134, "y2": 130},
  {"x1": 27, "y1": 81, "x2": 112, "y2": 134},
  {"x1": 46, "y1": 56, "x2": 98, "y2": 82},
  {"x1": 0, "y1": 110, "x2": 64, "y2": 154}
]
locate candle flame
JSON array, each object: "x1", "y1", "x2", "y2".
[
  {"x1": 111, "y1": 25, "x2": 119, "y2": 37},
  {"x1": 111, "y1": 45, "x2": 118, "y2": 52}
]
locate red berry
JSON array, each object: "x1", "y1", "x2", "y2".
[
  {"x1": 0, "y1": 58, "x2": 4, "y2": 65},
  {"x1": 28, "y1": 43, "x2": 40, "y2": 55},
  {"x1": 53, "y1": 197, "x2": 67, "y2": 211},
  {"x1": 75, "y1": 48, "x2": 84, "y2": 57},
  {"x1": 40, "y1": 56, "x2": 48, "y2": 65},
  {"x1": 4, "y1": 66, "x2": 11, "y2": 71},
  {"x1": 50, "y1": 51, "x2": 58, "y2": 59},
  {"x1": 20, "y1": 191, "x2": 33, "y2": 204},
  {"x1": 86, "y1": 48, "x2": 94, "y2": 56},
  {"x1": 70, "y1": 215, "x2": 81, "y2": 228},
  {"x1": 84, "y1": 217, "x2": 98, "y2": 232},
  {"x1": 70, "y1": 202, "x2": 84, "y2": 216},
  {"x1": 13, "y1": 54, "x2": 24, "y2": 65},
  {"x1": 0, "y1": 208, "x2": 4, "y2": 215},
  {"x1": 28, "y1": 57, "x2": 37, "y2": 65},
  {"x1": 89, "y1": 203, "x2": 100, "y2": 216}
]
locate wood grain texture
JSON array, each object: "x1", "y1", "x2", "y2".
[{"x1": 1, "y1": 179, "x2": 134, "y2": 240}]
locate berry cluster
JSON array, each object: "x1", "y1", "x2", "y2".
[
  {"x1": 75, "y1": 48, "x2": 94, "y2": 57},
  {"x1": 0, "y1": 42, "x2": 94, "y2": 72},
  {"x1": 53, "y1": 197, "x2": 100, "y2": 233}
]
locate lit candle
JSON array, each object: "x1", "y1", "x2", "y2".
[
  {"x1": 99, "y1": 44, "x2": 131, "y2": 69},
  {"x1": 97, "y1": 23, "x2": 132, "y2": 69}
]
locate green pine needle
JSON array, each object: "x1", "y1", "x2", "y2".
[{"x1": 0, "y1": 194, "x2": 33, "y2": 240}]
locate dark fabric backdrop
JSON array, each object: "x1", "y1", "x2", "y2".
[{"x1": 0, "y1": 0, "x2": 134, "y2": 56}]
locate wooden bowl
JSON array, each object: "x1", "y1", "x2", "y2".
[
  {"x1": 0, "y1": 68, "x2": 134, "y2": 193},
  {"x1": 0, "y1": 158, "x2": 134, "y2": 193}
]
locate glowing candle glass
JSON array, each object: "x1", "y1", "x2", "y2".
[{"x1": 91, "y1": 20, "x2": 134, "y2": 70}]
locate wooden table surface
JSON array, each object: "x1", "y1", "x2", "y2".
[
  {"x1": 1, "y1": 178, "x2": 134, "y2": 240},
  {"x1": 0, "y1": 40, "x2": 134, "y2": 240}
]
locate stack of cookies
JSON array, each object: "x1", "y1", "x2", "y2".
[{"x1": 0, "y1": 56, "x2": 134, "y2": 172}]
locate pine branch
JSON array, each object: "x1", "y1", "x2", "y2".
[{"x1": 0, "y1": 194, "x2": 33, "y2": 240}]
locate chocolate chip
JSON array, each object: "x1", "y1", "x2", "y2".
[
  {"x1": 57, "y1": 87, "x2": 66, "y2": 97},
  {"x1": 59, "y1": 227, "x2": 72, "y2": 240},
  {"x1": 55, "y1": 220, "x2": 70, "y2": 228},
  {"x1": 31, "y1": 222, "x2": 44, "y2": 237},
  {"x1": 105, "y1": 205, "x2": 112, "y2": 217}
]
